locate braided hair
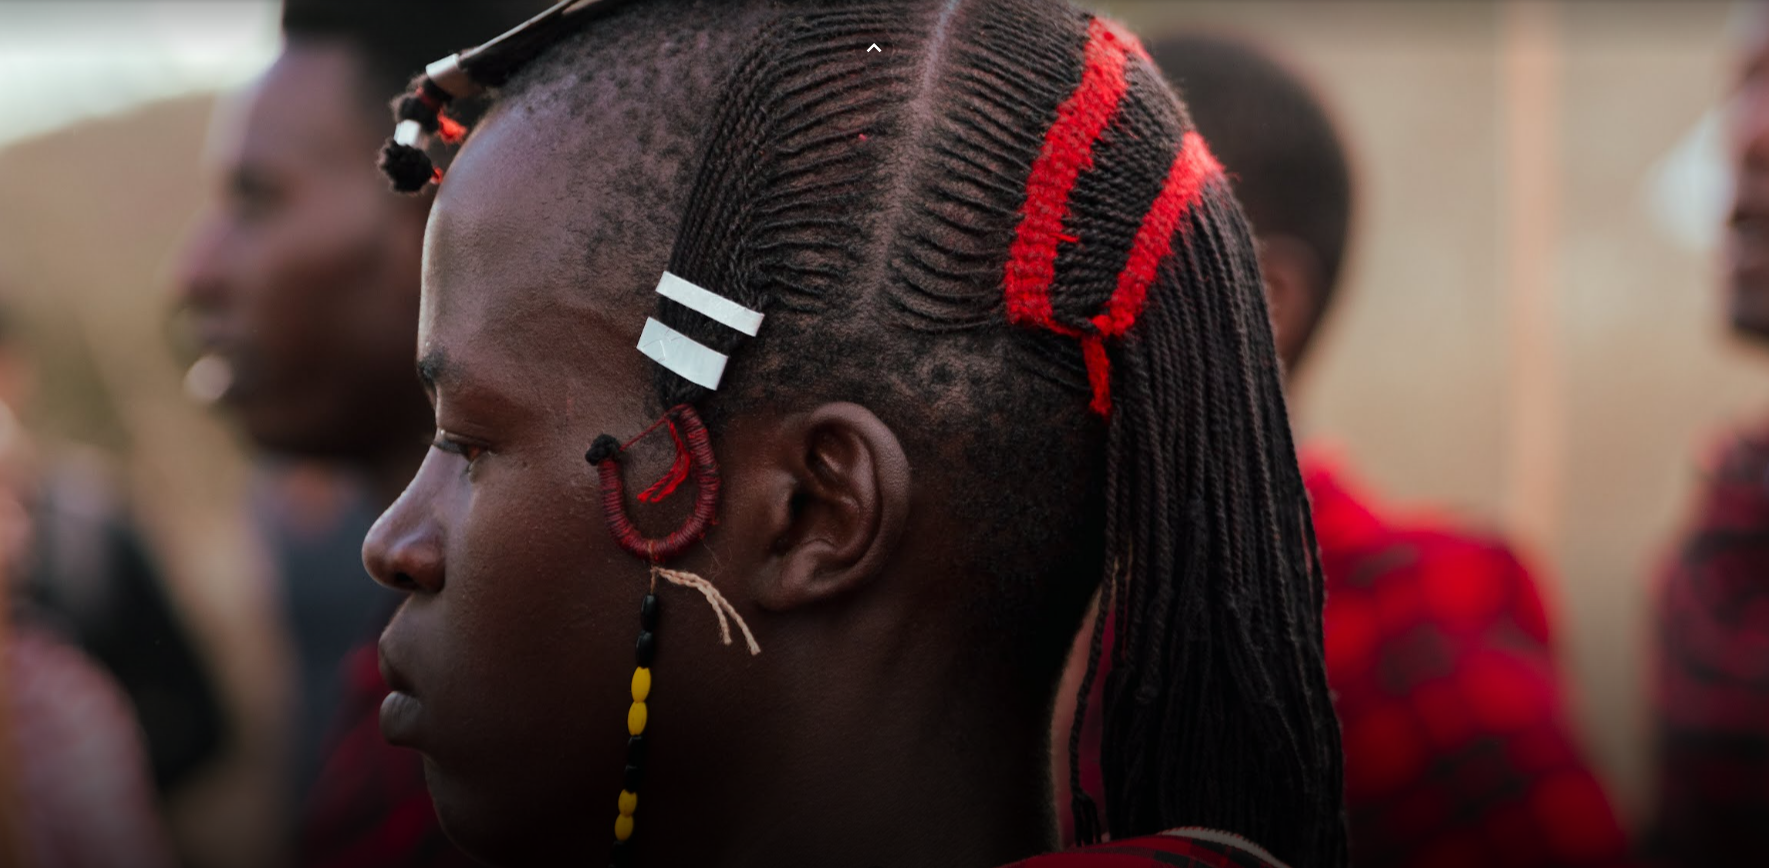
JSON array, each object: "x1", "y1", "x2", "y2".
[
  {"x1": 386, "y1": 1, "x2": 1346, "y2": 865},
  {"x1": 1149, "y1": 34, "x2": 1353, "y2": 359}
]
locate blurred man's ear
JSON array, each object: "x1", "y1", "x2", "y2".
[{"x1": 1257, "y1": 233, "x2": 1325, "y2": 374}]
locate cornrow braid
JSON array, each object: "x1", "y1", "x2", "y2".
[{"x1": 383, "y1": 2, "x2": 1345, "y2": 866}]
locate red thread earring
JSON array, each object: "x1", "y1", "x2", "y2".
[{"x1": 584, "y1": 403, "x2": 758, "y2": 865}]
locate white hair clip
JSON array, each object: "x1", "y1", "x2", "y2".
[{"x1": 635, "y1": 272, "x2": 765, "y2": 390}]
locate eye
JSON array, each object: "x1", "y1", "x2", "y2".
[{"x1": 432, "y1": 430, "x2": 488, "y2": 468}]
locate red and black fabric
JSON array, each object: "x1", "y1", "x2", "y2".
[
  {"x1": 1646, "y1": 418, "x2": 1769, "y2": 868},
  {"x1": 1063, "y1": 449, "x2": 1634, "y2": 866},
  {"x1": 1305, "y1": 450, "x2": 1633, "y2": 868},
  {"x1": 299, "y1": 640, "x2": 473, "y2": 868},
  {"x1": 1004, "y1": 831, "x2": 1288, "y2": 868}
]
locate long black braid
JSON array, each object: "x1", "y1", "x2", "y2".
[{"x1": 383, "y1": 1, "x2": 1345, "y2": 865}]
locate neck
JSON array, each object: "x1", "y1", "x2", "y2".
[{"x1": 630, "y1": 640, "x2": 1057, "y2": 868}]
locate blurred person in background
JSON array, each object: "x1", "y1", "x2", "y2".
[
  {"x1": 1058, "y1": 33, "x2": 1634, "y2": 868},
  {"x1": 173, "y1": 0, "x2": 549, "y2": 863},
  {"x1": 1, "y1": 393, "x2": 179, "y2": 868},
  {"x1": 0, "y1": 295, "x2": 231, "y2": 802},
  {"x1": 1648, "y1": 6, "x2": 1769, "y2": 867}
]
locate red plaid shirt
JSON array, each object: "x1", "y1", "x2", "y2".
[
  {"x1": 1646, "y1": 419, "x2": 1769, "y2": 868},
  {"x1": 1305, "y1": 451, "x2": 1632, "y2": 868},
  {"x1": 1063, "y1": 452, "x2": 1633, "y2": 866}
]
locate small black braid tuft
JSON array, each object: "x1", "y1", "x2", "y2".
[
  {"x1": 379, "y1": 140, "x2": 435, "y2": 193},
  {"x1": 585, "y1": 434, "x2": 623, "y2": 466}
]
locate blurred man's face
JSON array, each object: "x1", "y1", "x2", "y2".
[
  {"x1": 175, "y1": 41, "x2": 430, "y2": 461},
  {"x1": 1728, "y1": 10, "x2": 1769, "y2": 342}
]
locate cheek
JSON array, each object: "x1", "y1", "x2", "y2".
[
  {"x1": 246, "y1": 194, "x2": 395, "y2": 356},
  {"x1": 426, "y1": 455, "x2": 651, "y2": 853}
]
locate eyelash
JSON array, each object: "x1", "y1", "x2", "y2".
[{"x1": 432, "y1": 430, "x2": 488, "y2": 467}]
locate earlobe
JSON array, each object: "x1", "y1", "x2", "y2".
[{"x1": 751, "y1": 403, "x2": 910, "y2": 612}]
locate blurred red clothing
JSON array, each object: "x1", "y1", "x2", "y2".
[
  {"x1": 1063, "y1": 450, "x2": 1634, "y2": 867},
  {"x1": 1303, "y1": 450, "x2": 1632, "y2": 868},
  {"x1": 9, "y1": 622, "x2": 176, "y2": 868},
  {"x1": 1647, "y1": 419, "x2": 1769, "y2": 868},
  {"x1": 300, "y1": 642, "x2": 473, "y2": 868}
]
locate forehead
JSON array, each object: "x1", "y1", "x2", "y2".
[
  {"x1": 417, "y1": 100, "x2": 682, "y2": 409},
  {"x1": 206, "y1": 42, "x2": 378, "y2": 171}
]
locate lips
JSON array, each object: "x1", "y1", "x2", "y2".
[
  {"x1": 180, "y1": 318, "x2": 259, "y2": 405},
  {"x1": 380, "y1": 690, "x2": 424, "y2": 746},
  {"x1": 378, "y1": 635, "x2": 425, "y2": 747}
]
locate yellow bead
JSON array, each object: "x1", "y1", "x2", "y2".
[
  {"x1": 618, "y1": 789, "x2": 638, "y2": 816},
  {"x1": 627, "y1": 701, "x2": 648, "y2": 736},
  {"x1": 615, "y1": 814, "x2": 634, "y2": 841},
  {"x1": 631, "y1": 667, "x2": 651, "y2": 703}
]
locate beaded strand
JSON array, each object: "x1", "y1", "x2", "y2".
[{"x1": 611, "y1": 592, "x2": 659, "y2": 866}]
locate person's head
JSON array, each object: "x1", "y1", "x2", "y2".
[
  {"x1": 1728, "y1": 2, "x2": 1769, "y2": 342},
  {"x1": 173, "y1": 0, "x2": 549, "y2": 465},
  {"x1": 1147, "y1": 35, "x2": 1352, "y2": 374},
  {"x1": 364, "y1": 2, "x2": 1343, "y2": 866}
]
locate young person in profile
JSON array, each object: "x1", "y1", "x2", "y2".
[{"x1": 364, "y1": 1, "x2": 1346, "y2": 866}]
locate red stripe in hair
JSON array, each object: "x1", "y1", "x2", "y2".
[
  {"x1": 1079, "y1": 131, "x2": 1222, "y2": 415},
  {"x1": 1004, "y1": 17, "x2": 1141, "y2": 334},
  {"x1": 1091, "y1": 131, "x2": 1222, "y2": 340}
]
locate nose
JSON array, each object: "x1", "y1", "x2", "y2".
[
  {"x1": 172, "y1": 213, "x2": 231, "y2": 314},
  {"x1": 363, "y1": 465, "x2": 446, "y2": 595}
]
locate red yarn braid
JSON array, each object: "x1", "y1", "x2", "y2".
[{"x1": 1004, "y1": 18, "x2": 1223, "y2": 416}]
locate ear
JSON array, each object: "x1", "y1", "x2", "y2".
[
  {"x1": 1256, "y1": 233, "x2": 1326, "y2": 374},
  {"x1": 748, "y1": 402, "x2": 910, "y2": 612}
]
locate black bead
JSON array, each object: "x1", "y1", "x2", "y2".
[
  {"x1": 585, "y1": 434, "x2": 622, "y2": 465},
  {"x1": 624, "y1": 762, "x2": 644, "y2": 791},
  {"x1": 611, "y1": 838, "x2": 632, "y2": 866},
  {"x1": 378, "y1": 141, "x2": 435, "y2": 194},
  {"x1": 635, "y1": 630, "x2": 655, "y2": 667},
  {"x1": 639, "y1": 594, "x2": 659, "y2": 631},
  {"x1": 626, "y1": 735, "x2": 646, "y2": 766}
]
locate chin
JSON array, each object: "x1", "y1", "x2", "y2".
[{"x1": 426, "y1": 761, "x2": 589, "y2": 867}]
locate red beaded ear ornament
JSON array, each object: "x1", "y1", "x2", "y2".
[
  {"x1": 584, "y1": 404, "x2": 760, "y2": 865},
  {"x1": 582, "y1": 272, "x2": 767, "y2": 865}
]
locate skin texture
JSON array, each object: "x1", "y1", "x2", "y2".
[
  {"x1": 1729, "y1": 10, "x2": 1769, "y2": 343},
  {"x1": 363, "y1": 96, "x2": 1058, "y2": 868},
  {"x1": 175, "y1": 41, "x2": 433, "y2": 498}
]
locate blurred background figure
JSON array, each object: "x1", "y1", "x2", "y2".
[
  {"x1": 1152, "y1": 33, "x2": 1633, "y2": 867},
  {"x1": 1648, "y1": 4, "x2": 1769, "y2": 867},
  {"x1": 2, "y1": 392, "x2": 179, "y2": 868},
  {"x1": 173, "y1": 0, "x2": 550, "y2": 865},
  {"x1": 1, "y1": 295, "x2": 231, "y2": 801},
  {"x1": 1057, "y1": 32, "x2": 1634, "y2": 867}
]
